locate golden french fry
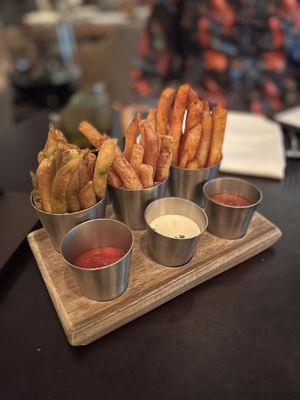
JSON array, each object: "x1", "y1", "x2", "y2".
[
  {"x1": 179, "y1": 123, "x2": 202, "y2": 168},
  {"x1": 155, "y1": 135, "x2": 173, "y2": 182},
  {"x1": 169, "y1": 84, "x2": 189, "y2": 165},
  {"x1": 207, "y1": 105, "x2": 227, "y2": 167},
  {"x1": 185, "y1": 99, "x2": 203, "y2": 133},
  {"x1": 30, "y1": 171, "x2": 42, "y2": 209},
  {"x1": 203, "y1": 100, "x2": 210, "y2": 112},
  {"x1": 38, "y1": 150, "x2": 46, "y2": 164},
  {"x1": 58, "y1": 142, "x2": 80, "y2": 165},
  {"x1": 146, "y1": 108, "x2": 157, "y2": 132},
  {"x1": 93, "y1": 138, "x2": 117, "y2": 199},
  {"x1": 66, "y1": 171, "x2": 81, "y2": 212},
  {"x1": 130, "y1": 144, "x2": 144, "y2": 173},
  {"x1": 44, "y1": 125, "x2": 59, "y2": 158},
  {"x1": 140, "y1": 119, "x2": 159, "y2": 177},
  {"x1": 108, "y1": 170, "x2": 122, "y2": 188},
  {"x1": 112, "y1": 154, "x2": 143, "y2": 189},
  {"x1": 37, "y1": 157, "x2": 56, "y2": 213},
  {"x1": 156, "y1": 87, "x2": 176, "y2": 136},
  {"x1": 123, "y1": 113, "x2": 141, "y2": 160},
  {"x1": 186, "y1": 159, "x2": 199, "y2": 169},
  {"x1": 196, "y1": 111, "x2": 213, "y2": 168},
  {"x1": 78, "y1": 157, "x2": 90, "y2": 189},
  {"x1": 78, "y1": 121, "x2": 106, "y2": 149},
  {"x1": 79, "y1": 181, "x2": 97, "y2": 210},
  {"x1": 188, "y1": 86, "x2": 199, "y2": 103},
  {"x1": 85, "y1": 152, "x2": 96, "y2": 180},
  {"x1": 55, "y1": 129, "x2": 68, "y2": 143},
  {"x1": 51, "y1": 155, "x2": 83, "y2": 214},
  {"x1": 137, "y1": 164, "x2": 154, "y2": 188}
]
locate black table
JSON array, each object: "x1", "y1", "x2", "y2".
[{"x1": 0, "y1": 115, "x2": 299, "y2": 400}]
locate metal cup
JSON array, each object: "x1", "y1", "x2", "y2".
[
  {"x1": 61, "y1": 219, "x2": 133, "y2": 301},
  {"x1": 144, "y1": 197, "x2": 208, "y2": 267},
  {"x1": 203, "y1": 177, "x2": 263, "y2": 239},
  {"x1": 169, "y1": 162, "x2": 220, "y2": 205},
  {"x1": 108, "y1": 178, "x2": 168, "y2": 230},
  {"x1": 30, "y1": 193, "x2": 106, "y2": 252}
]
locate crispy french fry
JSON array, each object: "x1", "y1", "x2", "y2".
[
  {"x1": 140, "y1": 119, "x2": 160, "y2": 177},
  {"x1": 130, "y1": 144, "x2": 144, "y2": 173},
  {"x1": 66, "y1": 171, "x2": 81, "y2": 212},
  {"x1": 155, "y1": 135, "x2": 173, "y2": 182},
  {"x1": 188, "y1": 87, "x2": 199, "y2": 103},
  {"x1": 38, "y1": 150, "x2": 46, "y2": 164},
  {"x1": 58, "y1": 143, "x2": 79, "y2": 166},
  {"x1": 179, "y1": 123, "x2": 202, "y2": 168},
  {"x1": 207, "y1": 105, "x2": 227, "y2": 167},
  {"x1": 79, "y1": 181, "x2": 97, "y2": 210},
  {"x1": 156, "y1": 87, "x2": 176, "y2": 136},
  {"x1": 93, "y1": 138, "x2": 117, "y2": 199},
  {"x1": 78, "y1": 121, "x2": 106, "y2": 149},
  {"x1": 123, "y1": 113, "x2": 141, "y2": 160},
  {"x1": 203, "y1": 100, "x2": 210, "y2": 112},
  {"x1": 185, "y1": 99, "x2": 203, "y2": 133},
  {"x1": 112, "y1": 154, "x2": 143, "y2": 189},
  {"x1": 55, "y1": 129, "x2": 68, "y2": 143},
  {"x1": 108, "y1": 170, "x2": 122, "y2": 188},
  {"x1": 78, "y1": 158, "x2": 90, "y2": 189},
  {"x1": 51, "y1": 155, "x2": 84, "y2": 214},
  {"x1": 85, "y1": 152, "x2": 96, "y2": 180},
  {"x1": 146, "y1": 108, "x2": 157, "y2": 132},
  {"x1": 44, "y1": 125, "x2": 59, "y2": 158},
  {"x1": 196, "y1": 111, "x2": 213, "y2": 168},
  {"x1": 137, "y1": 164, "x2": 154, "y2": 188},
  {"x1": 186, "y1": 159, "x2": 199, "y2": 169},
  {"x1": 30, "y1": 171, "x2": 42, "y2": 209},
  {"x1": 169, "y1": 84, "x2": 189, "y2": 165},
  {"x1": 37, "y1": 157, "x2": 56, "y2": 213}
]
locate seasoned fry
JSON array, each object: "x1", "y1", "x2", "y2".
[
  {"x1": 155, "y1": 135, "x2": 173, "y2": 182},
  {"x1": 185, "y1": 99, "x2": 203, "y2": 133},
  {"x1": 79, "y1": 181, "x2": 97, "y2": 210},
  {"x1": 156, "y1": 87, "x2": 176, "y2": 136},
  {"x1": 207, "y1": 105, "x2": 227, "y2": 166},
  {"x1": 123, "y1": 113, "x2": 141, "y2": 160},
  {"x1": 78, "y1": 158, "x2": 90, "y2": 189},
  {"x1": 137, "y1": 164, "x2": 154, "y2": 188},
  {"x1": 188, "y1": 86, "x2": 199, "y2": 103},
  {"x1": 130, "y1": 144, "x2": 144, "y2": 173},
  {"x1": 169, "y1": 84, "x2": 189, "y2": 165},
  {"x1": 38, "y1": 150, "x2": 46, "y2": 164},
  {"x1": 84, "y1": 152, "x2": 96, "y2": 180},
  {"x1": 93, "y1": 138, "x2": 117, "y2": 199},
  {"x1": 112, "y1": 154, "x2": 143, "y2": 189},
  {"x1": 55, "y1": 129, "x2": 68, "y2": 143},
  {"x1": 37, "y1": 157, "x2": 56, "y2": 213},
  {"x1": 203, "y1": 100, "x2": 210, "y2": 112},
  {"x1": 179, "y1": 123, "x2": 202, "y2": 168},
  {"x1": 140, "y1": 119, "x2": 160, "y2": 177},
  {"x1": 66, "y1": 171, "x2": 81, "y2": 212},
  {"x1": 196, "y1": 110, "x2": 213, "y2": 168},
  {"x1": 78, "y1": 121, "x2": 106, "y2": 149},
  {"x1": 108, "y1": 170, "x2": 122, "y2": 188},
  {"x1": 30, "y1": 171, "x2": 42, "y2": 209},
  {"x1": 186, "y1": 159, "x2": 199, "y2": 169},
  {"x1": 44, "y1": 125, "x2": 59, "y2": 158}
]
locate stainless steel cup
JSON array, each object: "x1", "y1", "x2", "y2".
[
  {"x1": 31, "y1": 194, "x2": 106, "y2": 252},
  {"x1": 169, "y1": 163, "x2": 220, "y2": 205},
  {"x1": 61, "y1": 219, "x2": 133, "y2": 301},
  {"x1": 144, "y1": 197, "x2": 208, "y2": 267},
  {"x1": 203, "y1": 177, "x2": 262, "y2": 239},
  {"x1": 108, "y1": 178, "x2": 168, "y2": 230}
]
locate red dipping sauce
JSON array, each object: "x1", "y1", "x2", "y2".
[
  {"x1": 211, "y1": 193, "x2": 251, "y2": 207},
  {"x1": 75, "y1": 246, "x2": 124, "y2": 269}
]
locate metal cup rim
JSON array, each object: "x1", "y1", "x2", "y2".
[
  {"x1": 30, "y1": 191, "x2": 106, "y2": 216},
  {"x1": 108, "y1": 176, "x2": 168, "y2": 193},
  {"x1": 171, "y1": 161, "x2": 221, "y2": 173},
  {"x1": 144, "y1": 197, "x2": 208, "y2": 241},
  {"x1": 60, "y1": 218, "x2": 134, "y2": 271},
  {"x1": 203, "y1": 177, "x2": 263, "y2": 209}
]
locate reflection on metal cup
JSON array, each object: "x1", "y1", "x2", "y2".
[
  {"x1": 61, "y1": 219, "x2": 133, "y2": 301},
  {"x1": 30, "y1": 194, "x2": 106, "y2": 252},
  {"x1": 203, "y1": 177, "x2": 262, "y2": 239},
  {"x1": 108, "y1": 178, "x2": 168, "y2": 230},
  {"x1": 144, "y1": 197, "x2": 208, "y2": 267},
  {"x1": 169, "y1": 163, "x2": 220, "y2": 205}
]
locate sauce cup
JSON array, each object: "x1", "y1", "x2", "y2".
[
  {"x1": 144, "y1": 197, "x2": 208, "y2": 267},
  {"x1": 203, "y1": 177, "x2": 263, "y2": 239},
  {"x1": 61, "y1": 219, "x2": 133, "y2": 301}
]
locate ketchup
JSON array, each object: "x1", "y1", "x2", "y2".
[
  {"x1": 211, "y1": 193, "x2": 251, "y2": 207},
  {"x1": 75, "y1": 246, "x2": 124, "y2": 269}
]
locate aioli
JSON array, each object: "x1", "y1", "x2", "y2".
[{"x1": 150, "y1": 215, "x2": 200, "y2": 239}]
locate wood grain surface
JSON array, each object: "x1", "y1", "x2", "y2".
[{"x1": 27, "y1": 211, "x2": 281, "y2": 346}]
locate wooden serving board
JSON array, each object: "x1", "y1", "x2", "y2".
[{"x1": 27, "y1": 211, "x2": 281, "y2": 346}]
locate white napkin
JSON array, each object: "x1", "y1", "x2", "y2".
[
  {"x1": 220, "y1": 111, "x2": 286, "y2": 180},
  {"x1": 274, "y1": 106, "x2": 300, "y2": 130}
]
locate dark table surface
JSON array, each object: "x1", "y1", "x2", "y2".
[{"x1": 0, "y1": 114, "x2": 299, "y2": 400}]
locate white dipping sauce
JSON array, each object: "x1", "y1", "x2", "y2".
[{"x1": 150, "y1": 215, "x2": 200, "y2": 239}]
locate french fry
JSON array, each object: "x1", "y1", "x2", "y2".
[
  {"x1": 30, "y1": 171, "x2": 42, "y2": 209},
  {"x1": 79, "y1": 181, "x2": 97, "y2": 210},
  {"x1": 203, "y1": 100, "x2": 210, "y2": 112},
  {"x1": 44, "y1": 125, "x2": 59, "y2": 158},
  {"x1": 156, "y1": 87, "x2": 176, "y2": 136},
  {"x1": 169, "y1": 84, "x2": 189, "y2": 165},
  {"x1": 155, "y1": 135, "x2": 173, "y2": 182},
  {"x1": 130, "y1": 144, "x2": 144, "y2": 173},
  {"x1": 55, "y1": 129, "x2": 68, "y2": 143},
  {"x1": 78, "y1": 158, "x2": 90, "y2": 189},
  {"x1": 185, "y1": 99, "x2": 203, "y2": 133},
  {"x1": 146, "y1": 108, "x2": 156, "y2": 130},
  {"x1": 37, "y1": 157, "x2": 56, "y2": 213},
  {"x1": 85, "y1": 152, "x2": 96, "y2": 180},
  {"x1": 108, "y1": 170, "x2": 122, "y2": 188},
  {"x1": 93, "y1": 138, "x2": 117, "y2": 199},
  {"x1": 207, "y1": 105, "x2": 227, "y2": 167},
  {"x1": 196, "y1": 110, "x2": 213, "y2": 168},
  {"x1": 137, "y1": 164, "x2": 154, "y2": 188},
  {"x1": 140, "y1": 119, "x2": 160, "y2": 177},
  {"x1": 112, "y1": 154, "x2": 143, "y2": 189},
  {"x1": 186, "y1": 159, "x2": 199, "y2": 169},
  {"x1": 66, "y1": 171, "x2": 81, "y2": 212},
  {"x1": 123, "y1": 113, "x2": 141, "y2": 160},
  {"x1": 179, "y1": 123, "x2": 202, "y2": 168},
  {"x1": 188, "y1": 87, "x2": 199, "y2": 103},
  {"x1": 78, "y1": 121, "x2": 106, "y2": 149},
  {"x1": 51, "y1": 155, "x2": 84, "y2": 214},
  {"x1": 38, "y1": 150, "x2": 46, "y2": 164}
]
